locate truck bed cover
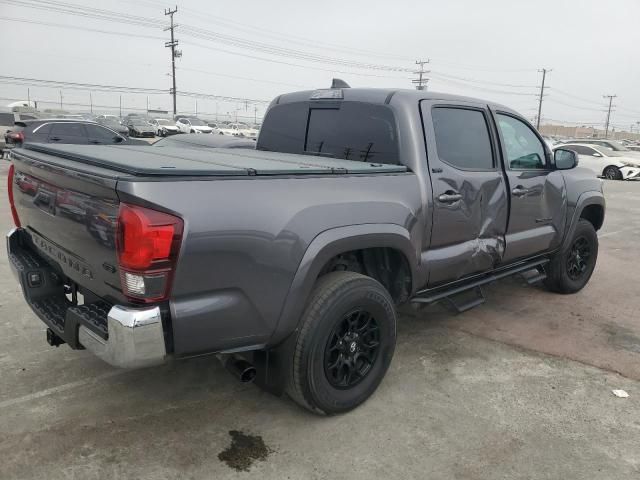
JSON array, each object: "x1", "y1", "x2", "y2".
[{"x1": 18, "y1": 144, "x2": 408, "y2": 177}]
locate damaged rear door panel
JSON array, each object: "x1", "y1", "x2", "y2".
[{"x1": 420, "y1": 101, "x2": 509, "y2": 286}]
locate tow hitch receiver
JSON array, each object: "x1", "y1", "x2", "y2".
[{"x1": 46, "y1": 328, "x2": 65, "y2": 347}]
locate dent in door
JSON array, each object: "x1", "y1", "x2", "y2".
[
  {"x1": 425, "y1": 175, "x2": 508, "y2": 285},
  {"x1": 502, "y1": 170, "x2": 567, "y2": 262}
]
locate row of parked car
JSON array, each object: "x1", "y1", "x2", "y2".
[
  {"x1": 93, "y1": 113, "x2": 261, "y2": 139},
  {"x1": 549, "y1": 138, "x2": 640, "y2": 181},
  {"x1": 2, "y1": 116, "x2": 258, "y2": 152},
  {"x1": 0, "y1": 109, "x2": 261, "y2": 152}
]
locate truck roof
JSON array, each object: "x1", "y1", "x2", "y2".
[
  {"x1": 17, "y1": 144, "x2": 408, "y2": 177},
  {"x1": 274, "y1": 87, "x2": 515, "y2": 112}
]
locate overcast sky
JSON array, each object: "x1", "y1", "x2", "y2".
[{"x1": 0, "y1": 0, "x2": 639, "y2": 129}]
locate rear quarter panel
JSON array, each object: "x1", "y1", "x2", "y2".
[{"x1": 117, "y1": 173, "x2": 423, "y2": 356}]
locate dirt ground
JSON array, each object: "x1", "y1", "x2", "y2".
[{"x1": 0, "y1": 161, "x2": 638, "y2": 479}]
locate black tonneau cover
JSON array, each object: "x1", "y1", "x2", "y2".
[{"x1": 19, "y1": 144, "x2": 407, "y2": 176}]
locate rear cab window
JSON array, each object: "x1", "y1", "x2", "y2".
[{"x1": 257, "y1": 100, "x2": 400, "y2": 165}]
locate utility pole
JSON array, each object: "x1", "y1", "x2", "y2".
[
  {"x1": 119, "y1": 95, "x2": 122, "y2": 118},
  {"x1": 254, "y1": 106, "x2": 257, "y2": 124},
  {"x1": 146, "y1": 96, "x2": 149, "y2": 114},
  {"x1": 27, "y1": 88, "x2": 30, "y2": 106},
  {"x1": 412, "y1": 59, "x2": 430, "y2": 90},
  {"x1": 59, "y1": 90, "x2": 63, "y2": 110},
  {"x1": 603, "y1": 94, "x2": 617, "y2": 139},
  {"x1": 536, "y1": 68, "x2": 551, "y2": 130},
  {"x1": 164, "y1": 6, "x2": 179, "y2": 116},
  {"x1": 90, "y1": 92, "x2": 93, "y2": 114}
]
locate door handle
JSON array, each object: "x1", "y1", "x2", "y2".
[
  {"x1": 512, "y1": 186, "x2": 530, "y2": 197},
  {"x1": 50, "y1": 137, "x2": 61, "y2": 141},
  {"x1": 437, "y1": 191, "x2": 462, "y2": 203}
]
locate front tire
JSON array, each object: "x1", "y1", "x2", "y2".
[
  {"x1": 603, "y1": 166, "x2": 623, "y2": 180},
  {"x1": 544, "y1": 219, "x2": 598, "y2": 294},
  {"x1": 286, "y1": 272, "x2": 397, "y2": 415}
]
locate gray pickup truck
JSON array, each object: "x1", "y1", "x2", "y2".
[{"x1": 7, "y1": 84, "x2": 604, "y2": 415}]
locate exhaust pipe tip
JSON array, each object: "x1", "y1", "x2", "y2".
[{"x1": 218, "y1": 355, "x2": 257, "y2": 383}]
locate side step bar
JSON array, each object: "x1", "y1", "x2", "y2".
[
  {"x1": 442, "y1": 286, "x2": 486, "y2": 314},
  {"x1": 411, "y1": 258, "x2": 549, "y2": 307}
]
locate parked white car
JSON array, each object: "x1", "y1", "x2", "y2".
[
  {"x1": 562, "y1": 139, "x2": 640, "y2": 158},
  {"x1": 150, "y1": 118, "x2": 179, "y2": 137},
  {"x1": 219, "y1": 122, "x2": 258, "y2": 139},
  {"x1": 557, "y1": 143, "x2": 640, "y2": 180},
  {"x1": 176, "y1": 117, "x2": 213, "y2": 134}
]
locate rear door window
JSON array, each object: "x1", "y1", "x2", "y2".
[
  {"x1": 564, "y1": 145, "x2": 594, "y2": 156},
  {"x1": 49, "y1": 123, "x2": 88, "y2": 143},
  {"x1": 86, "y1": 124, "x2": 119, "y2": 143},
  {"x1": 431, "y1": 107, "x2": 494, "y2": 170}
]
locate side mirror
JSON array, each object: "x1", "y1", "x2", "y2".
[
  {"x1": 554, "y1": 149, "x2": 578, "y2": 170},
  {"x1": 114, "y1": 136, "x2": 124, "y2": 143}
]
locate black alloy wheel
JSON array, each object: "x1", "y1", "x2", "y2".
[{"x1": 324, "y1": 309, "x2": 380, "y2": 389}]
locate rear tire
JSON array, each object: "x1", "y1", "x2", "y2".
[
  {"x1": 603, "y1": 166, "x2": 622, "y2": 180},
  {"x1": 544, "y1": 219, "x2": 598, "y2": 294},
  {"x1": 286, "y1": 272, "x2": 397, "y2": 415}
]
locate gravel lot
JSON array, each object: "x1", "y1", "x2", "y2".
[{"x1": 0, "y1": 161, "x2": 638, "y2": 479}]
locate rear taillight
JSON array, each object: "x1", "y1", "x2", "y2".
[
  {"x1": 7, "y1": 131, "x2": 24, "y2": 143},
  {"x1": 7, "y1": 164, "x2": 21, "y2": 227},
  {"x1": 116, "y1": 203, "x2": 183, "y2": 303}
]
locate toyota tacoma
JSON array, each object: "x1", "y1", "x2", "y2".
[{"x1": 7, "y1": 82, "x2": 604, "y2": 415}]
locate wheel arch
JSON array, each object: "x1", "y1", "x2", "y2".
[
  {"x1": 268, "y1": 224, "x2": 418, "y2": 346},
  {"x1": 563, "y1": 191, "x2": 605, "y2": 249}
]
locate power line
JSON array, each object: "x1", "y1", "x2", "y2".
[
  {"x1": 550, "y1": 88, "x2": 608, "y2": 106},
  {"x1": 428, "y1": 76, "x2": 538, "y2": 97},
  {"x1": 545, "y1": 98, "x2": 606, "y2": 112},
  {"x1": 0, "y1": 75, "x2": 270, "y2": 104},
  {"x1": 429, "y1": 71, "x2": 536, "y2": 89},
  {"x1": 0, "y1": 15, "x2": 164, "y2": 40},
  {"x1": 3, "y1": 0, "x2": 414, "y2": 73},
  {"x1": 0, "y1": 17, "x2": 407, "y2": 81}
]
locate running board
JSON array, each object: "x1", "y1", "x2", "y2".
[
  {"x1": 522, "y1": 266, "x2": 547, "y2": 285},
  {"x1": 442, "y1": 286, "x2": 486, "y2": 314},
  {"x1": 411, "y1": 258, "x2": 549, "y2": 307}
]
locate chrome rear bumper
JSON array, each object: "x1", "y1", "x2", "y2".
[{"x1": 78, "y1": 305, "x2": 166, "y2": 368}]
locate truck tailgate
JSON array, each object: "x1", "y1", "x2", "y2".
[{"x1": 10, "y1": 150, "x2": 125, "y2": 304}]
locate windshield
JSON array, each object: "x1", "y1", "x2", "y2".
[
  {"x1": 584, "y1": 140, "x2": 630, "y2": 151},
  {"x1": 131, "y1": 120, "x2": 149, "y2": 126},
  {"x1": 156, "y1": 119, "x2": 170, "y2": 125},
  {"x1": 189, "y1": 118, "x2": 207, "y2": 126},
  {"x1": 608, "y1": 142, "x2": 630, "y2": 151},
  {"x1": 599, "y1": 148, "x2": 623, "y2": 157}
]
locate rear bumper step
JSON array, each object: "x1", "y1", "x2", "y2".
[{"x1": 7, "y1": 228, "x2": 167, "y2": 368}]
